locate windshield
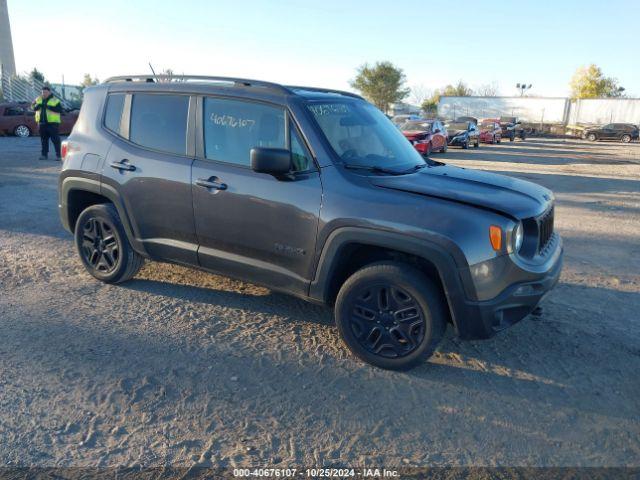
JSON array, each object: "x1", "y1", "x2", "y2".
[
  {"x1": 480, "y1": 122, "x2": 495, "y2": 129},
  {"x1": 307, "y1": 100, "x2": 426, "y2": 170},
  {"x1": 446, "y1": 122, "x2": 467, "y2": 131},
  {"x1": 400, "y1": 121, "x2": 432, "y2": 132}
]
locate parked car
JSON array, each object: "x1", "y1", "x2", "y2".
[
  {"x1": 400, "y1": 119, "x2": 448, "y2": 155},
  {"x1": 479, "y1": 119, "x2": 502, "y2": 144},
  {"x1": 456, "y1": 116, "x2": 478, "y2": 125},
  {"x1": 59, "y1": 74, "x2": 562, "y2": 370},
  {"x1": 499, "y1": 116, "x2": 522, "y2": 142},
  {"x1": 0, "y1": 101, "x2": 79, "y2": 137},
  {"x1": 445, "y1": 121, "x2": 479, "y2": 149},
  {"x1": 583, "y1": 123, "x2": 639, "y2": 143},
  {"x1": 391, "y1": 114, "x2": 421, "y2": 126}
]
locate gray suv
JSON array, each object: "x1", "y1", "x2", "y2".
[{"x1": 58, "y1": 75, "x2": 563, "y2": 370}]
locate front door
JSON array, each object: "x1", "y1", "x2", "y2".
[{"x1": 192, "y1": 96, "x2": 322, "y2": 296}]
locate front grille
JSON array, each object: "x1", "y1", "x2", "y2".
[{"x1": 537, "y1": 206, "x2": 554, "y2": 253}]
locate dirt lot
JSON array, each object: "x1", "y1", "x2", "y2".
[{"x1": 1, "y1": 137, "x2": 639, "y2": 469}]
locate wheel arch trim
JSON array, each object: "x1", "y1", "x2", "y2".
[
  {"x1": 59, "y1": 176, "x2": 148, "y2": 256},
  {"x1": 309, "y1": 227, "x2": 476, "y2": 336}
]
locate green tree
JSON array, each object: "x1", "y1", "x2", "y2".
[
  {"x1": 29, "y1": 68, "x2": 45, "y2": 83},
  {"x1": 570, "y1": 64, "x2": 625, "y2": 99},
  {"x1": 421, "y1": 80, "x2": 473, "y2": 115},
  {"x1": 80, "y1": 73, "x2": 99, "y2": 89},
  {"x1": 350, "y1": 61, "x2": 410, "y2": 112}
]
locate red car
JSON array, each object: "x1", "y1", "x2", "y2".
[
  {"x1": 401, "y1": 119, "x2": 448, "y2": 155},
  {"x1": 0, "y1": 102, "x2": 78, "y2": 137},
  {"x1": 479, "y1": 119, "x2": 502, "y2": 144}
]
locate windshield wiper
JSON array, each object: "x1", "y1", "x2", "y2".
[{"x1": 342, "y1": 164, "x2": 407, "y2": 175}]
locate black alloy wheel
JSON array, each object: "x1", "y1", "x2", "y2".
[
  {"x1": 74, "y1": 204, "x2": 144, "y2": 283},
  {"x1": 335, "y1": 262, "x2": 446, "y2": 370},
  {"x1": 346, "y1": 284, "x2": 426, "y2": 359},
  {"x1": 80, "y1": 217, "x2": 120, "y2": 274}
]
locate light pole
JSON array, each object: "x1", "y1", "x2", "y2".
[{"x1": 516, "y1": 83, "x2": 532, "y2": 97}]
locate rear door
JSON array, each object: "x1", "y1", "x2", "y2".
[
  {"x1": 101, "y1": 91, "x2": 198, "y2": 265},
  {"x1": 191, "y1": 96, "x2": 322, "y2": 295}
]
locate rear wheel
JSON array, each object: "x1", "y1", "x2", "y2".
[
  {"x1": 335, "y1": 262, "x2": 446, "y2": 370},
  {"x1": 75, "y1": 204, "x2": 144, "y2": 283},
  {"x1": 621, "y1": 134, "x2": 631, "y2": 143},
  {"x1": 14, "y1": 125, "x2": 31, "y2": 137}
]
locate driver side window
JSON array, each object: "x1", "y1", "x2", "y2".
[{"x1": 290, "y1": 123, "x2": 312, "y2": 172}]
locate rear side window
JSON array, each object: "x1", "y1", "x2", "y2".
[
  {"x1": 204, "y1": 97, "x2": 285, "y2": 166},
  {"x1": 104, "y1": 94, "x2": 125, "y2": 135},
  {"x1": 130, "y1": 94, "x2": 189, "y2": 155}
]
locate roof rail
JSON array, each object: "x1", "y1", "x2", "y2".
[
  {"x1": 102, "y1": 75, "x2": 293, "y2": 94},
  {"x1": 286, "y1": 85, "x2": 364, "y2": 100}
]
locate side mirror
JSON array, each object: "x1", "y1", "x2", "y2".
[{"x1": 250, "y1": 147, "x2": 291, "y2": 175}]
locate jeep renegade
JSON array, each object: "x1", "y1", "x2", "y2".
[{"x1": 58, "y1": 75, "x2": 563, "y2": 370}]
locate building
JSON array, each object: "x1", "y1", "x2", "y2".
[{"x1": 0, "y1": 0, "x2": 16, "y2": 78}]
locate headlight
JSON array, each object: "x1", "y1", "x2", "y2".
[{"x1": 513, "y1": 222, "x2": 524, "y2": 253}]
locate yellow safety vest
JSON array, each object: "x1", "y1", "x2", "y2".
[{"x1": 34, "y1": 96, "x2": 62, "y2": 124}]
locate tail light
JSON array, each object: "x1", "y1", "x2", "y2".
[{"x1": 61, "y1": 141, "x2": 68, "y2": 160}]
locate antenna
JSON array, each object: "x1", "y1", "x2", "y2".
[{"x1": 148, "y1": 62, "x2": 157, "y2": 82}]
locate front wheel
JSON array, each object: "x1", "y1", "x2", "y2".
[
  {"x1": 462, "y1": 140, "x2": 469, "y2": 149},
  {"x1": 75, "y1": 204, "x2": 144, "y2": 283},
  {"x1": 474, "y1": 139, "x2": 480, "y2": 148},
  {"x1": 14, "y1": 125, "x2": 31, "y2": 137},
  {"x1": 587, "y1": 133, "x2": 597, "y2": 142},
  {"x1": 335, "y1": 262, "x2": 446, "y2": 370},
  {"x1": 621, "y1": 134, "x2": 631, "y2": 143}
]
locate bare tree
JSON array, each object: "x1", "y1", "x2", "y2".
[
  {"x1": 408, "y1": 84, "x2": 431, "y2": 107},
  {"x1": 476, "y1": 81, "x2": 500, "y2": 96}
]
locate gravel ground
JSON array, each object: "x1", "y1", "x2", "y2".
[{"x1": 0, "y1": 137, "x2": 639, "y2": 469}]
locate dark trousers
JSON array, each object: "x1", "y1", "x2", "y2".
[{"x1": 39, "y1": 123, "x2": 61, "y2": 157}]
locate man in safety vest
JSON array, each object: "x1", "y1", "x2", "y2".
[{"x1": 31, "y1": 85, "x2": 63, "y2": 160}]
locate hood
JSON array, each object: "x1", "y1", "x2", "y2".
[
  {"x1": 370, "y1": 165, "x2": 552, "y2": 219},
  {"x1": 402, "y1": 131, "x2": 430, "y2": 141},
  {"x1": 448, "y1": 129, "x2": 467, "y2": 137}
]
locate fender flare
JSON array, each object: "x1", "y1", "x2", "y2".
[
  {"x1": 308, "y1": 227, "x2": 476, "y2": 336},
  {"x1": 59, "y1": 176, "x2": 148, "y2": 256}
]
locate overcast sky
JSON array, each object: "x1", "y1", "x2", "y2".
[{"x1": 7, "y1": 0, "x2": 640, "y2": 98}]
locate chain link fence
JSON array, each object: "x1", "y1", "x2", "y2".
[{"x1": 1, "y1": 67, "x2": 74, "y2": 109}]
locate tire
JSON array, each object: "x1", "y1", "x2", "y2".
[
  {"x1": 74, "y1": 204, "x2": 144, "y2": 283},
  {"x1": 474, "y1": 140, "x2": 479, "y2": 148},
  {"x1": 462, "y1": 140, "x2": 469, "y2": 149},
  {"x1": 621, "y1": 134, "x2": 631, "y2": 143},
  {"x1": 334, "y1": 261, "x2": 446, "y2": 370},
  {"x1": 587, "y1": 133, "x2": 597, "y2": 142},
  {"x1": 14, "y1": 124, "x2": 31, "y2": 137},
  {"x1": 509, "y1": 134, "x2": 514, "y2": 142},
  {"x1": 491, "y1": 135, "x2": 496, "y2": 144},
  {"x1": 440, "y1": 143, "x2": 447, "y2": 153},
  {"x1": 497, "y1": 137, "x2": 501, "y2": 144}
]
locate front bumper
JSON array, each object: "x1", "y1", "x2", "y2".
[
  {"x1": 448, "y1": 136, "x2": 467, "y2": 146},
  {"x1": 453, "y1": 237, "x2": 564, "y2": 340}
]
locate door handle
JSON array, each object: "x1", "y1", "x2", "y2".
[
  {"x1": 110, "y1": 160, "x2": 136, "y2": 171},
  {"x1": 196, "y1": 178, "x2": 227, "y2": 190}
]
